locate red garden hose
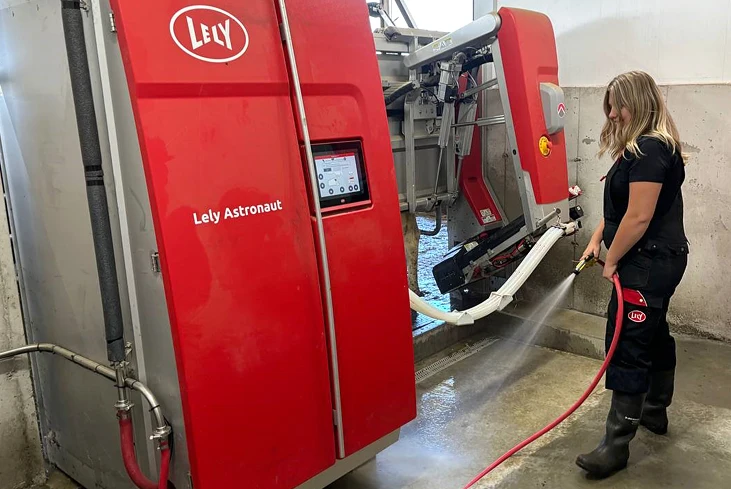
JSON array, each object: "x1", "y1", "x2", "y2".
[
  {"x1": 158, "y1": 442, "x2": 171, "y2": 489},
  {"x1": 461, "y1": 270, "x2": 624, "y2": 489},
  {"x1": 119, "y1": 411, "x2": 171, "y2": 489}
]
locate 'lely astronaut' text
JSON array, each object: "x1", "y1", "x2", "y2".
[{"x1": 193, "y1": 200, "x2": 283, "y2": 226}]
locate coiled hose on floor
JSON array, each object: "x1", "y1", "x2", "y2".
[{"x1": 461, "y1": 266, "x2": 623, "y2": 488}]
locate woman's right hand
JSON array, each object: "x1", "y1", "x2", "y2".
[{"x1": 581, "y1": 240, "x2": 601, "y2": 261}]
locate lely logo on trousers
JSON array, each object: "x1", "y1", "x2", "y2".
[
  {"x1": 170, "y1": 5, "x2": 249, "y2": 63},
  {"x1": 628, "y1": 310, "x2": 647, "y2": 323}
]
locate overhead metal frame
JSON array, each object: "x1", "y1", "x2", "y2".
[{"x1": 393, "y1": 0, "x2": 417, "y2": 28}]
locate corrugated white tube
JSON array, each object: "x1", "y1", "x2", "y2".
[
  {"x1": 409, "y1": 289, "x2": 474, "y2": 325},
  {"x1": 409, "y1": 225, "x2": 572, "y2": 325},
  {"x1": 464, "y1": 226, "x2": 566, "y2": 319}
]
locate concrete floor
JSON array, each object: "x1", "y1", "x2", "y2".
[
  {"x1": 330, "y1": 334, "x2": 731, "y2": 489},
  {"x1": 31, "y1": 471, "x2": 80, "y2": 489},
  {"x1": 35, "y1": 333, "x2": 731, "y2": 489}
]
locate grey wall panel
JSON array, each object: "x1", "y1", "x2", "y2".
[
  {"x1": 0, "y1": 1, "x2": 176, "y2": 487},
  {"x1": 91, "y1": 0, "x2": 190, "y2": 485}
]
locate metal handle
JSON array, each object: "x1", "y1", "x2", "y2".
[
  {"x1": 277, "y1": 0, "x2": 345, "y2": 458},
  {"x1": 452, "y1": 114, "x2": 506, "y2": 129}
]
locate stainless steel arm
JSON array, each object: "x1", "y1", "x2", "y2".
[
  {"x1": 368, "y1": 2, "x2": 395, "y2": 27},
  {"x1": 394, "y1": 0, "x2": 417, "y2": 28},
  {"x1": 0, "y1": 343, "x2": 170, "y2": 440},
  {"x1": 403, "y1": 13, "x2": 501, "y2": 69},
  {"x1": 460, "y1": 78, "x2": 498, "y2": 99},
  {"x1": 452, "y1": 114, "x2": 506, "y2": 129}
]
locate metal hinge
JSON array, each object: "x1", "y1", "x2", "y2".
[
  {"x1": 333, "y1": 409, "x2": 339, "y2": 426},
  {"x1": 109, "y1": 12, "x2": 117, "y2": 33},
  {"x1": 150, "y1": 251, "x2": 161, "y2": 273}
]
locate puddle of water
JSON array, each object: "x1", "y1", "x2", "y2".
[{"x1": 416, "y1": 377, "x2": 459, "y2": 450}]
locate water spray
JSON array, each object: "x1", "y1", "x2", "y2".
[{"x1": 460, "y1": 258, "x2": 624, "y2": 489}]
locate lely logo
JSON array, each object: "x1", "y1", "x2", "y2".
[
  {"x1": 628, "y1": 310, "x2": 647, "y2": 323},
  {"x1": 557, "y1": 102, "x2": 566, "y2": 118},
  {"x1": 170, "y1": 5, "x2": 249, "y2": 63}
]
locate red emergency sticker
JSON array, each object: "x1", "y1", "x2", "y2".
[{"x1": 628, "y1": 310, "x2": 647, "y2": 323}]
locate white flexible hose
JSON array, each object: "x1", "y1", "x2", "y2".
[
  {"x1": 410, "y1": 225, "x2": 572, "y2": 325},
  {"x1": 409, "y1": 289, "x2": 474, "y2": 325}
]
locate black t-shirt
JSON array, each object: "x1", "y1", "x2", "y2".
[{"x1": 603, "y1": 136, "x2": 687, "y2": 254}]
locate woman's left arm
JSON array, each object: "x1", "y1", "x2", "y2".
[{"x1": 603, "y1": 181, "x2": 662, "y2": 280}]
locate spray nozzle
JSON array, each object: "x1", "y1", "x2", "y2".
[{"x1": 573, "y1": 253, "x2": 597, "y2": 275}]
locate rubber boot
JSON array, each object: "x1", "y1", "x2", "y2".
[
  {"x1": 641, "y1": 369, "x2": 675, "y2": 435},
  {"x1": 576, "y1": 391, "x2": 646, "y2": 478}
]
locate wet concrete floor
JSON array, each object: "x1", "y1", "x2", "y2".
[
  {"x1": 31, "y1": 471, "x2": 80, "y2": 489},
  {"x1": 37, "y1": 334, "x2": 731, "y2": 489},
  {"x1": 329, "y1": 334, "x2": 731, "y2": 489}
]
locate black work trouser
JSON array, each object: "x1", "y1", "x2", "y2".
[{"x1": 605, "y1": 251, "x2": 687, "y2": 394}]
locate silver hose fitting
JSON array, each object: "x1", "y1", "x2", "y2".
[
  {"x1": 558, "y1": 220, "x2": 579, "y2": 236},
  {"x1": 0, "y1": 343, "x2": 171, "y2": 444},
  {"x1": 114, "y1": 361, "x2": 133, "y2": 412}
]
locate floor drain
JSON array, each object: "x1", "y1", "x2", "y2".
[{"x1": 415, "y1": 337, "x2": 500, "y2": 384}]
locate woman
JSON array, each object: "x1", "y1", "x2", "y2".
[{"x1": 576, "y1": 71, "x2": 689, "y2": 478}]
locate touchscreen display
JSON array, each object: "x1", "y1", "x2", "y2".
[
  {"x1": 311, "y1": 141, "x2": 370, "y2": 209},
  {"x1": 315, "y1": 153, "x2": 362, "y2": 199}
]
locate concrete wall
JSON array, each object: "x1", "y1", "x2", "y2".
[
  {"x1": 0, "y1": 137, "x2": 44, "y2": 487},
  {"x1": 497, "y1": 0, "x2": 731, "y2": 86},
  {"x1": 476, "y1": 0, "x2": 731, "y2": 340},
  {"x1": 486, "y1": 84, "x2": 731, "y2": 341}
]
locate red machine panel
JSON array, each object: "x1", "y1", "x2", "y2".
[
  {"x1": 285, "y1": 0, "x2": 417, "y2": 457},
  {"x1": 111, "y1": 1, "x2": 336, "y2": 488},
  {"x1": 457, "y1": 75, "x2": 505, "y2": 227},
  {"x1": 497, "y1": 7, "x2": 568, "y2": 205}
]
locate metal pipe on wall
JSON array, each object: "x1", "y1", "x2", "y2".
[
  {"x1": 60, "y1": 1, "x2": 126, "y2": 364},
  {"x1": 0, "y1": 344, "x2": 169, "y2": 437}
]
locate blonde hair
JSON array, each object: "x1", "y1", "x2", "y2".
[{"x1": 598, "y1": 71, "x2": 685, "y2": 162}]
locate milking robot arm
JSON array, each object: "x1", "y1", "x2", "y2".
[
  {"x1": 433, "y1": 204, "x2": 584, "y2": 294},
  {"x1": 378, "y1": 8, "x2": 583, "y2": 294}
]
